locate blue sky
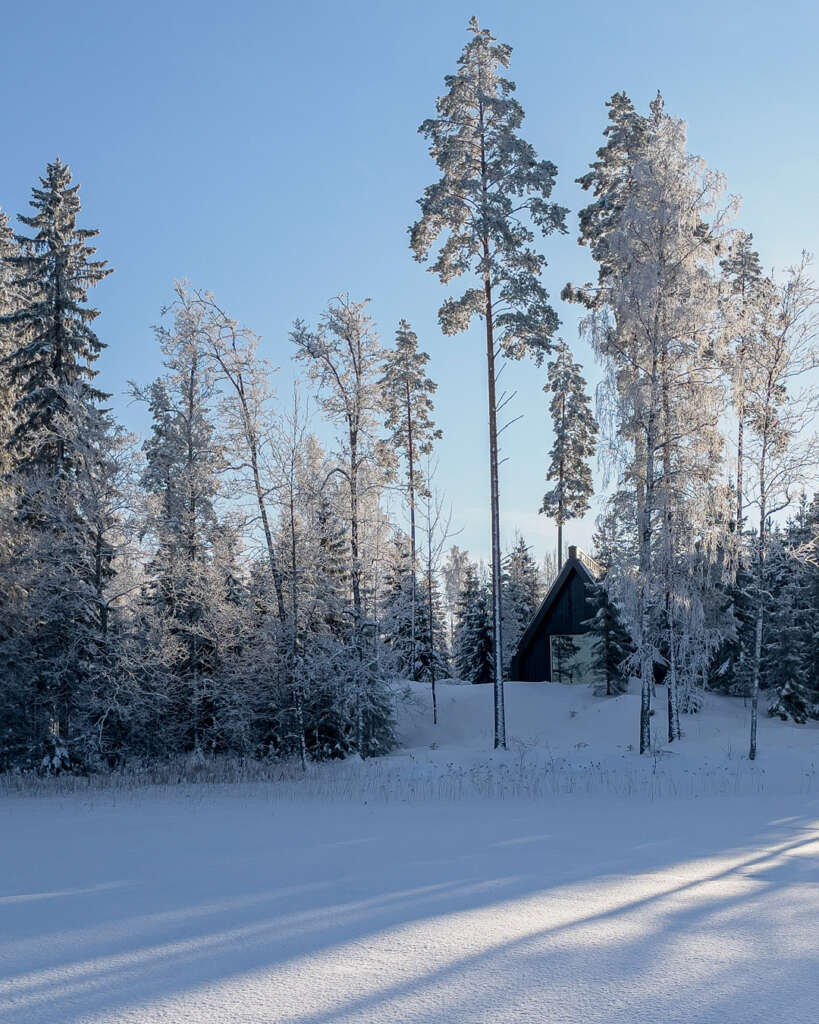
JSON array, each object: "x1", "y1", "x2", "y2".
[{"x1": 2, "y1": 0, "x2": 817, "y2": 563}]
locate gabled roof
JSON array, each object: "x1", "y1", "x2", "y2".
[{"x1": 514, "y1": 546, "x2": 602, "y2": 660}]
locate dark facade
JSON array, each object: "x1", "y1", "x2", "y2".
[{"x1": 510, "y1": 546, "x2": 602, "y2": 682}]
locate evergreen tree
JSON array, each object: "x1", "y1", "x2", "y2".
[
  {"x1": 454, "y1": 564, "x2": 494, "y2": 685},
  {"x1": 2, "y1": 159, "x2": 111, "y2": 474},
  {"x1": 539, "y1": 339, "x2": 597, "y2": 569},
  {"x1": 411, "y1": 17, "x2": 567, "y2": 749},
  {"x1": 382, "y1": 540, "x2": 448, "y2": 683},
  {"x1": 720, "y1": 231, "x2": 765, "y2": 534},
  {"x1": 582, "y1": 583, "x2": 634, "y2": 695},
  {"x1": 136, "y1": 295, "x2": 226, "y2": 754},
  {"x1": 0, "y1": 163, "x2": 113, "y2": 769},
  {"x1": 379, "y1": 320, "x2": 442, "y2": 678},
  {"x1": 501, "y1": 533, "x2": 540, "y2": 677},
  {"x1": 0, "y1": 209, "x2": 21, "y2": 471},
  {"x1": 765, "y1": 499, "x2": 819, "y2": 723}
]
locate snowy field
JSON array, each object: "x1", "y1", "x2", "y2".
[{"x1": 2, "y1": 682, "x2": 819, "y2": 1023}]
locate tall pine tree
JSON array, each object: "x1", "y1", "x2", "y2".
[{"x1": 411, "y1": 17, "x2": 567, "y2": 748}]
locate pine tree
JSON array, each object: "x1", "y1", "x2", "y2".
[
  {"x1": 720, "y1": 231, "x2": 765, "y2": 534},
  {"x1": 411, "y1": 17, "x2": 567, "y2": 748},
  {"x1": 379, "y1": 320, "x2": 441, "y2": 679},
  {"x1": 539, "y1": 339, "x2": 597, "y2": 570}
]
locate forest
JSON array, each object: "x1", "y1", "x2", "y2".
[{"x1": 0, "y1": 17, "x2": 817, "y2": 776}]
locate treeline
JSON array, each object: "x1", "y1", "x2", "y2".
[
  {"x1": 1, "y1": 18, "x2": 818, "y2": 773},
  {"x1": 0, "y1": 161, "x2": 557, "y2": 772}
]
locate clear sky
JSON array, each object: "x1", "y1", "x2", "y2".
[{"x1": 2, "y1": 0, "x2": 817, "y2": 564}]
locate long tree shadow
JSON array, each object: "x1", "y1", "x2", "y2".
[{"x1": 1, "y1": 795, "x2": 817, "y2": 1023}]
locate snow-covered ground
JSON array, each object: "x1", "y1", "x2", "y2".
[{"x1": 2, "y1": 682, "x2": 818, "y2": 1023}]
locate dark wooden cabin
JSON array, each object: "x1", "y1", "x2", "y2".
[{"x1": 510, "y1": 546, "x2": 604, "y2": 683}]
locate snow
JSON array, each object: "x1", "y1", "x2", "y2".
[{"x1": 2, "y1": 682, "x2": 819, "y2": 1023}]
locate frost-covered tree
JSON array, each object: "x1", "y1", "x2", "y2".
[
  {"x1": 2, "y1": 159, "x2": 112, "y2": 475},
  {"x1": 186, "y1": 287, "x2": 287, "y2": 622},
  {"x1": 569, "y1": 93, "x2": 734, "y2": 752},
  {"x1": 0, "y1": 163, "x2": 114, "y2": 769},
  {"x1": 292, "y1": 296, "x2": 395, "y2": 757},
  {"x1": 380, "y1": 320, "x2": 441, "y2": 679},
  {"x1": 501, "y1": 533, "x2": 540, "y2": 677},
  {"x1": 411, "y1": 17, "x2": 567, "y2": 748},
  {"x1": 720, "y1": 232, "x2": 765, "y2": 534},
  {"x1": 136, "y1": 294, "x2": 227, "y2": 754},
  {"x1": 741, "y1": 258, "x2": 818, "y2": 758},
  {"x1": 0, "y1": 209, "x2": 21, "y2": 471},
  {"x1": 442, "y1": 545, "x2": 470, "y2": 651},
  {"x1": 454, "y1": 563, "x2": 494, "y2": 685},
  {"x1": 539, "y1": 339, "x2": 597, "y2": 569},
  {"x1": 582, "y1": 583, "x2": 634, "y2": 696}
]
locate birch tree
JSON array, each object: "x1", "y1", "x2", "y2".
[
  {"x1": 742, "y1": 258, "x2": 818, "y2": 759},
  {"x1": 568, "y1": 94, "x2": 734, "y2": 752},
  {"x1": 292, "y1": 295, "x2": 392, "y2": 756},
  {"x1": 411, "y1": 17, "x2": 567, "y2": 748}
]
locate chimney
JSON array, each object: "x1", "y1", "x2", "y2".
[{"x1": 568, "y1": 545, "x2": 577, "y2": 562}]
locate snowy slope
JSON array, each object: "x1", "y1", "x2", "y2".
[{"x1": 1, "y1": 682, "x2": 818, "y2": 1024}]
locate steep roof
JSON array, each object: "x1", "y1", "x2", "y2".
[{"x1": 514, "y1": 546, "x2": 603, "y2": 660}]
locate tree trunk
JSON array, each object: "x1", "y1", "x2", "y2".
[
  {"x1": 557, "y1": 395, "x2": 565, "y2": 571},
  {"x1": 749, "y1": 439, "x2": 767, "y2": 761},
  {"x1": 405, "y1": 381, "x2": 417, "y2": 682},
  {"x1": 638, "y1": 347, "x2": 659, "y2": 755},
  {"x1": 427, "y1": 515, "x2": 438, "y2": 725},
  {"x1": 479, "y1": 100, "x2": 505, "y2": 750}
]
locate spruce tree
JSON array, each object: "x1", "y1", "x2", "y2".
[
  {"x1": 0, "y1": 162, "x2": 113, "y2": 768},
  {"x1": 411, "y1": 17, "x2": 567, "y2": 748},
  {"x1": 501, "y1": 534, "x2": 540, "y2": 677},
  {"x1": 2, "y1": 159, "x2": 111, "y2": 474},
  {"x1": 0, "y1": 209, "x2": 20, "y2": 471},
  {"x1": 454, "y1": 564, "x2": 494, "y2": 685},
  {"x1": 582, "y1": 583, "x2": 633, "y2": 695},
  {"x1": 540, "y1": 339, "x2": 597, "y2": 570}
]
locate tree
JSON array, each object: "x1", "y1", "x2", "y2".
[
  {"x1": 742, "y1": 258, "x2": 818, "y2": 759},
  {"x1": 583, "y1": 583, "x2": 634, "y2": 695},
  {"x1": 136, "y1": 293, "x2": 226, "y2": 754},
  {"x1": 501, "y1": 533, "x2": 540, "y2": 677},
  {"x1": 0, "y1": 209, "x2": 21, "y2": 471},
  {"x1": 442, "y1": 545, "x2": 470, "y2": 651},
  {"x1": 720, "y1": 231, "x2": 765, "y2": 534},
  {"x1": 411, "y1": 17, "x2": 567, "y2": 748},
  {"x1": 568, "y1": 93, "x2": 734, "y2": 752},
  {"x1": 292, "y1": 296, "x2": 394, "y2": 757},
  {"x1": 2, "y1": 158, "x2": 111, "y2": 475},
  {"x1": 539, "y1": 339, "x2": 597, "y2": 569},
  {"x1": 379, "y1": 320, "x2": 441, "y2": 680},
  {"x1": 454, "y1": 563, "x2": 494, "y2": 685},
  {"x1": 0, "y1": 161, "x2": 113, "y2": 768}
]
